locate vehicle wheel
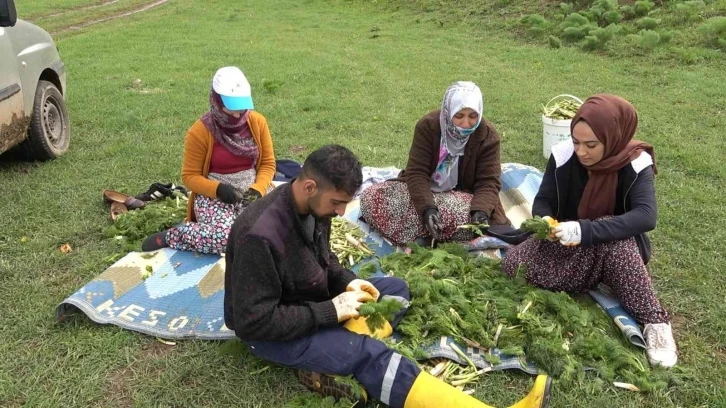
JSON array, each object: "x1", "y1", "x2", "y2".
[{"x1": 23, "y1": 80, "x2": 70, "y2": 160}]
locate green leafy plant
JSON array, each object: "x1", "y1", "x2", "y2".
[
  {"x1": 582, "y1": 34, "x2": 602, "y2": 50},
  {"x1": 520, "y1": 14, "x2": 549, "y2": 37},
  {"x1": 583, "y1": 24, "x2": 619, "y2": 50},
  {"x1": 638, "y1": 17, "x2": 661, "y2": 30},
  {"x1": 560, "y1": 13, "x2": 597, "y2": 41},
  {"x1": 674, "y1": 1, "x2": 705, "y2": 22},
  {"x1": 359, "y1": 298, "x2": 404, "y2": 332},
  {"x1": 456, "y1": 223, "x2": 488, "y2": 237},
  {"x1": 698, "y1": 17, "x2": 726, "y2": 50},
  {"x1": 595, "y1": 0, "x2": 618, "y2": 12},
  {"x1": 584, "y1": 0, "x2": 619, "y2": 26},
  {"x1": 634, "y1": 0, "x2": 655, "y2": 17},
  {"x1": 620, "y1": 5, "x2": 635, "y2": 19},
  {"x1": 602, "y1": 10, "x2": 622, "y2": 25},
  {"x1": 673, "y1": 46, "x2": 701, "y2": 64},
  {"x1": 658, "y1": 29, "x2": 674, "y2": 43},
  {"x1": 521, "y1": 216, "x2": 558, "y2": 239},
  {"x1": 638, "y1": 29, "x2": 662, "y2": 49},
  {"x1": 103, "y1": 194, "x2": 187, "y2": 250},
  {"x1": 549, "y1": 35, "x2": 563, "y2": 48},
  {"x1": 377, "y1": 245, "x2": 680, "y2": 390},
  {"x1": 284, "y1": 394, "x2": 357, "y2": 408}
]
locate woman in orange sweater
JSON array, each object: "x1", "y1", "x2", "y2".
[{"x1": 142, "y1": 67, "x2": 276, "y2": 254}]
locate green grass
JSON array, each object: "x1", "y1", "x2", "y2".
[
  {"x1": 383, "y1": 0, "x2": 726, "y2": 64},
  {"x1": 1, "y1": 0, "x2": 725, "y2": 406}
]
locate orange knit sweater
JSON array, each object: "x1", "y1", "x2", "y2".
[{"x1": 182, "y1": 111, "x2": 275, "y2": 221}]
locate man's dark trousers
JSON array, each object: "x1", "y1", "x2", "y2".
[{"x1": 244, "y1": 277, "x2": 421, "y2": 408}]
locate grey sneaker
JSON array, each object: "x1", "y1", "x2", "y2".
[{"x1": 644, "y1": 323, "x2": 678, "y2": 368}]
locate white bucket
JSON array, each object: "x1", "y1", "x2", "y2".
[{"x1": 541, "y1": 94, "x2": 583, "y2": 159}]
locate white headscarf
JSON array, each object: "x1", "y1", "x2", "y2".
[{"x1": 430, "y1": 81, "x2": 484, "y2": 192}]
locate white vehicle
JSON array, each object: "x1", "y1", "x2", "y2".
[{"x1": 1, "y1": 0, "x2": 69, "y2": 160}]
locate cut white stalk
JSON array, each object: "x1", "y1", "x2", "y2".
[
  {"x1": 429, "y1": 361, "x2": 448, "y2": 377},
  {"x1": 493, "y1": 323, "x2": 503, "y2": 347},
  {"x1": 449, "y1": 343, "x2": 476, "y2": 368},
  {"x1": 517, "y1": 301, "x2": 533, "y2": 319},
  {"x1": 613, "y1": 382, "x2": 640, "y2": 392}
]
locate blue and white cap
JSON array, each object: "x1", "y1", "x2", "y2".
[{"x1": 212, "y1": 66, "x2": 254, "y2": 111}]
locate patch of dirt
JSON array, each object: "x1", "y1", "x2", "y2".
[
  {"x1": 288, "y1": 144, "x2": 309, "y2": 155},
  {"x1": 104, "y1": 366, "x2": 133, "y2": 408},
  {"x1": 715, "y1": 344, "x2": 726, "y2": 364},
  {"x1": 51, "y1": 0, "x2": 170, "y2": 35},
  {"x1": 31, "y1": 0, "x2": 122, "y2": 21},
  {"x1": 139, "y1": 340, "x2": 175, "y2": 359},
  {"x1": 670, "y1": 313, "x2": 687, "y2": 332},
  {"x1": 99, "y1": 341, "x2": 174, "y2": 407},
  {"x1": 0, "y1": 396, "x2": 26, "y2": 408}
]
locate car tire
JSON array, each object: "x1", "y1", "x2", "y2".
[{"x1": 23, "y1": 80, "x2": 70, "y2": 160}]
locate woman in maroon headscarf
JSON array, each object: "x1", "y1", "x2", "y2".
[{"x1": 502, "y1": 94, "x2": 677, "y2": 368}]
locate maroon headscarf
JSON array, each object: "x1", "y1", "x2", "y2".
[
  {"x1": 200, "y1": 90, "x2": 259, "y2": 160},
  {"x1": 572, "y1": 94, "x2": 656, "y2": 220}
]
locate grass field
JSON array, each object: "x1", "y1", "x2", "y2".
[
  {"x1": 1, "y1": 0, "x2": 724, "y2": 406},
  {"x1": 383, "y1": 0, "x2": 726, "y2": 64}
]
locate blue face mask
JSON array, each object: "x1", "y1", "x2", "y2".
[{"x1": 455, "y1": 118, "x2": 481, "y2": 137}]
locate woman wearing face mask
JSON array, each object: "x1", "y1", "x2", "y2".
[
  {"x1": 142, "y1": 66, "x2": 275, "y2": 254},
  {"x1": 360, "y1": 81, "x2": 508, "y2": 245},
  {"x1": 502, "y1": 94, "x2": 677, "y2": 368}
]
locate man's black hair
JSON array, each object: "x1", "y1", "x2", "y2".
[{"x1": 301, "y1": 145, "x2": 363, "y2": 197}]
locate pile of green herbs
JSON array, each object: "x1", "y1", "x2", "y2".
[
  {"x1": 362, "y1": 244, "x2": 679, "y2": 391},
  {"x1": 102, "y1": 194, "x2": 188, "y2": 252}
]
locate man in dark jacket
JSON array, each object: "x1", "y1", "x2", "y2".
[
  {"x1": 224, "y1": 145, "x2": 419, "y2": 406},
  {"x1": 224, "y1": 145, "x2": 551, "y2": 408}
]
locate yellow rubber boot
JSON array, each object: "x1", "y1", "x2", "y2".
[
  {"x1": 508, "y1": 375, "x2": 552, "y2": 408},
  {"x1": 343, "y1": 316, "x2": 393, "y2": 339},
  {"x1": 403, "y1": 372, "x2": 553, "y2": 408},
  {"x1": 403, "y1": 372, "x2": 495, "y2": 408}
]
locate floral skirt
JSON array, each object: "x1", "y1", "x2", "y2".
[
  {"x1": 166, "y1": 169, "x2": 257, "y2": 254},
  {"x1": 502, "y1": 236, "x2": 669, "y2": 324},
  {"x1": 360, "y1": 181, "x2": 476, "y2": 245}
]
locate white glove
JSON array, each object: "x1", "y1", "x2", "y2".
[
  {"x1": 554, "y1": 221, "x2": 582, "y2": 246},
  {"x1": 346, "y1": 279, "x2": 380, "y2": 301},
  {"x1": 332, "y1": 291, "x2": 374, "y2": 322}
]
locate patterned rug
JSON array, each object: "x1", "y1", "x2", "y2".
[
  {"x1": 56, "y1": 163, "x2": 643, "y2": 372},
  {"x1": 56, "y1": 248, "x2": 231, "y2": 339}
]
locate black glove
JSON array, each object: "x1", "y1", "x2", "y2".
[
  {"x1": 471, "y1": 211, "x2": 490, "y2": 225},
  {"x1": 216, "y1": 183, "x2": 243, "y2": 205},
  {"x1": 422, "y1": 208, "x2": 442, "y2": 239},
  {"x1": 240, "y1": 188, "x2": 262, "y2": 206}
]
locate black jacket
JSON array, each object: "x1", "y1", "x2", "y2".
[
  {"x1": 532, "y1": 141, "x2": 657, "y2": 264},
  {"x1": 223, "y1": 182, "x2": 357, "y2": 341}
]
